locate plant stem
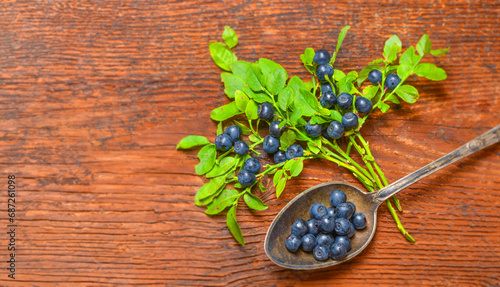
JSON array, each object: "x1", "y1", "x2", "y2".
[
  {"x1": 315, "y1": 153, "x2": 374, "y2": 188},
  {"x1": 323, "y1": 139, "x2": 373, "y2": 180}
]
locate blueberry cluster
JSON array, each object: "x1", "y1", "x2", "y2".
[
  {"x1": 285, "y1": 189, "x2": 367, "y2": 261},
  {"x1": 368, "y1": 69, "x2": 402, "y2": 90}
]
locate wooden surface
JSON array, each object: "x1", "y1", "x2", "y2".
[{"x1": 0, "y1": 1, "x2": 499, "y2": 286}]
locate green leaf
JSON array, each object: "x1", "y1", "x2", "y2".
[
  {"x1": 231, "y1": 61, "x2": 262, "y2": 92},
  {"x1": 248, "y1": 134, "x2": 259, "y2": 143},
  {"x1": 395, "y1": 85, "x2": 419, "y2": 103},
  {"x1": 284, "y1": 158, "x2": 304, "y2": 177},
  {"x1": 414, "y1": 63, "x2": 447, "y2": 81},
  {"x1": 295, "y1": 88, "x2": 318, "y2": 116},
  {"x1": 379, "y1": 102, "x2": 390, "y2": 113},
  {"x1": 227, "y1": 205, "x2": 245, "y2": 246},
  {"x1": 234, "y1": 90, "x2": 249, "y2": 111},
  {"x1": 206, "y1": 156, "x2": 236, "y2": 178},
  {"x1": 338, "y1": 75, "x2": 355, "y2": 94},
  {"x1": 370, "y1": 58, "x2": 384, "y2": 64},
  {"x1": 310, "y1": 116, "x2": 330, "y2": 125},
  {"x1": 276, "y1": 177, "x2": 287, "y2": 198},
  {"x1": 258, "y1": 58, "x2": 288, "y2": 95},
  {"x1": 357, "y1": 65, "x2": 382, "y2": 86},
  {"x1": 416, "y1": 34, "x2": 432, "y2": 56},
  {"x1": 300, "y1": 47, "x2": 316, "y2": 74},
  {"x1": 334, "y1": 69, "x2": 346, "y2": 81},
  {"x1": 277, "y1": 87, "x2": 293, "y2": 111},
  {"x1": 209, "y1": 42, "x2": 237, "y2": 71},
  {"x1": 430, "y1": 47, "x2": 450, "y2": 57},
  {"x1": 399, "y1": 46, "x2": 420, "y2": 65},
  {"x1": 245, "y1": 100, "x2": 259, "y2": 120},
  {"x1": 176, "y1": 135, "x2": 210, "y2": 150},
  {"x1": 397, "y1": 64, "x2": 413, "y2": 79},
  {"x1": 217, "y1": 122, "x2": 223, "y2": 136},
  {"x1": 258, "y1": 181, "x2": 266, "y2": 193},
  {"x1": 304, "y1": 80, "x2": 314, "y2": 92},
  {"x1": 385, "y1": 94, "x2": 400, "y2": 104},
  {"x1": 329, "y1": 110, "x2": 343, "y2": 122},
  {"x1": 280, "y1": 130, "x2": 296, "y2": 151},
  {"x1": 307, "y1": 141, "x2": 320, "y2": 154},
  {"x1": 287, "y1": 76, "x2": 308, "y2": 91},
  {"x1": 195, "y1": 144, "x2": 217, "y2": 175},
  {"x1": 252, "y1": 91, "x2": 273, "y2": 103},
  {"x1": 331, "y1": 25, "x2": 350, "y2": 64},
  {"x1": 289, "y1": 108, "x2": 302, "y2": 125},
  {"x1": 211, "y1": 101, "x2": 243, "y2": 121},
  {"x1": 363, "y1": 85, "x2": 379, "y2": 100},
  {"x1": 205, "y1": 189, "x2": 239, "y2": 215},
  {"x1": 273, "y1": 169, "x2": 283, "y2": 187},
  {"x1": 244, "y1": 193, "x2": 268, "y2": 210},
  {"x1": 221, "y1": 73, "x2": 245, "y2": 98},
  {"x1": 222, "y1": 26, "x2": 238, "y2": 49},
  {"x1": 383, "y1": 35, "x2": 402, "y2": 63},
  {"x1": 233, "y1": 120, "x2": 252, "y2": 135},
  {"x1": 196, "y1": 175, "x2": 226, "y2": 201}
]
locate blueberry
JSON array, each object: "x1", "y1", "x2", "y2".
[
  {"x1": 337, "y1": 93, "x2": 353, "y2": 110},
  {"x1": 315, "y1": 64, "x2": 334, "y2": 83},
  {"x1": 341, "y1": 113, "x2": 358, "y2": 129},
  {"x1": 346, "y1": 202, "x2": 356, "y2": 214},
  {"x1": 352, "y1": 212, "x2": 367, "y2": 229},
  {"x1": 273, "y1": 150, "x2": 287, "y2": 164},
  {"x1": 313, "y1": 245, "x2": 330, "y2": 261},
  {"x1": 291, "y1": 219, "x2": 309, "y2": 237},
  {"x1": 305, "y1": 121, "x2": 322, "y2": 137},
  {"x1": 257, "y1": 102, "x2": 274, "y2": 121},
  {"x1": 326, "y1": 206, "x2": 337, "y2": 218},
  {"x1": 237, "y1": 169, "x2": 256, "y2": 186},
  {"x1": 320, "y1": 91, "x2": 337, "y2": 108},
  {"x1": 306, "y1": 219, "x2": 320, "y2": 236},
  {"x1": 316, "y1": 233, "x2": 335, "y2": 247},
  {"x1": 355, "y1": 96, "x2": 373, "y2": 114},
  {"x1": 384, "y1": 73, "x2": 401, "y2": 90},
  {"x1": 368, "y1": 69, "x2": 382, "y2": 84},
  {"x1": 334, "y1": 236, "x2": 351, "y2": 251},
  {"x1": 309, "y1": 203, "x2": 327, "y2": 220},
  {"x1": 330, "y1": 189, "x2": 347, "y2": 207},
  {"x1": 215, "y1": 134, "x2": 233, "y2": 151},
  {"x1": 263, "y1": 135, "x2": 280, "y2": 154},
  {"x1": 243, "y1": 158, "x2": 261, "y2": 173},
  {"x1": 334, "y1": 218, "x2": 352, "y2": 236},
  {"x1": 313, "y1": 49, "x2": 331, "y2": 64},
  {"x1": 321, "y1": 82, "x2": 338, "y2": 95},
  {"x1": 330, "y1": 243, "x2": 347, "y2": 260},
  {"x1": 327, "y1": 121, "x2": 344, "y2": 139},
  {"x1": 322, "y1": 126, "x2": 332, "y2": 140},
  {"x1": 285, "y1": 144, "x2": 304, "y2": 160},
  {"x1": 301, "y1": 234, "x2": 316, "y2": 252},
  {"x1": 336, "y1": 202, "x2": 354, "y2": 220},
  {"x1": 318, "y1": 216, "x2": 335, "y2": 233},
  {"x1": 285, "y1": 233, "x2": 302, "y2": 252},
  {"x1": 233, "y1": 141, "x2": 249, "y2": 155},
  {"x1": 224, "y1": 125, "x2": 242, "y2": 143},
  {"x1": 269, "y1": 120, "x2": 284, "y2": 138},
  {"x1": 348, "y1": 221, "x2": 355, "y2": 238}
]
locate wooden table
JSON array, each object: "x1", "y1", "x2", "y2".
[{"x1": 1, "y1": 1, "x2": 499, "y2": 286}]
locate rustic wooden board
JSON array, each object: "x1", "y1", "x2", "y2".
[{"x1": 0, "y1": 0, "x2": 499, "y2": 286}]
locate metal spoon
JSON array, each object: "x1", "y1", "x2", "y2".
[{"x1": 264, "y1": 124, "x2": 500, "y2": 270}]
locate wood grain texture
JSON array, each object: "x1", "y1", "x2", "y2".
[{"x1": 0, "y1": 0, "x2": 499, "y2": 286}]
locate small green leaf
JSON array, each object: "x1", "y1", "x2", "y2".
[
  {"x1": 300, "y1": 47, "x2": 316, "y2": 74},
  {"x1": 195, "y1": 144, "x2": 217, "y2": 175},
  {"x1": 363, "y1": 85, "x2": 379, "y2": 100},
  {"x1": 206, "y1": 156, "x2": 236, "y2": 178},
  {"x1": 329, "y1": 110, "x2": 343, "y2": 122},
  {"x1": 273, "y1": 169, "x2": 283, "y2": 187},
  {"x1": 295, "y1": 89, "x2": 318, "y2": 117},
  {"x1": 278, "y1": 87, "x2": 293, "y2": 112},
  {"x1": 196, "y1": 175, "x2": 226, "y2": 201},
  {"x1": 221, "y1": 73, "x2": 245, "y2": 98},
  {"x1": 205, "y1": 189, "x2": 239, "y2": 215},
  {"x1": 233, "y1": 120, "x2": 252, "y2": 135},
  {"x1": 399, "y1": 46, "x2": 420, "y2": 65},
  {"x1": 284, "y1": 158, "x2": 304, "y2": 177},
  {"x1": 430, "y1": 47, "x2": 450, "y2": 57},
  {"x1": 379, "y1": 102, "x2": 390, "y2": 113},
  {"x1": 416, "y1": 34, "x2": 432, "y2": 56},
  {"x1": 307, "y1": 141, "x2": 320, "y2": 154},
  {"x1": 227, "y1": 205, "x2": 245, "y2": 246},
  {"x1": 244, "y1": 193, "x2": 268, "y2": 210},
  {"x1": 248, "y1": 134, "x2": 259, "y2": 143},
  {"x1": 217, "y1": 122, "x2": 223, "y2": 136},
  {"x1": 331, "y1": 25, "x2": 350, "y2": 64},
  {"x1": 339, "y1": 75, "x2": 355, "y2": 94},
  {"x1": 252, "y1": 91, "x2": 273, "y2": 103},
  {"x1": 383, "y1": 35, "x2": 402, "y2": 63},
  {"x1": 209, "y1": 42, "x2": 237, "y2": 71},
  {"x1": 222, "y1": 26, "x2": 238, "y2": 49},
  {"x1": 276, "y1": 177, "x2": 287, "y2": 198},
  {"x1": 258, "y1": 58, "x2": 288, "y2": 95},
  {"x1": 333, "y1": 69, "x2": 346, "y2": 81},
  {"x1": 287, "y1": 76, "x2": 308, "y2": 91},
  {"x1": 211, "y1": 101, "x2": 243, "y2": 121},
  {"x1": 280, "y1": 130, "x2": 297, "y2": 151},
  {"x1": 176, "y1": 135, "x2": 210, "y2": 150},
  {"x1": 357, "y1": 65, "x2": 382, "y2": 86},
  {"x1": 414, "y1": 63, "x2": 447, "y2": 81},
  {"x1": 231, "y1": 61, "x2": 262, "y2": 92},
  {"x1": 258, "y1": 181, "x2": 266, "y2": 193},
  {"x1": 234, "y1": 90, "x2": 249, "y2": 111},
  {"x1": 310, "y1": 116, "x2": 330, "y2": 125},
  {"x1": 245, "y1": 100, "x2": 259, "y2": 120},
  {"x1": 397, "y1": 64, "x2": 413, "y2": 79},
  {"x1": 395, "y1": 85, "x2": 419, "y2": 103},
  {"x1": 289, "y1": 108, "x2": 302, "y2": 125},
  {"x1": 385, "y1": 94, "x2": 400, "y2": 104},
  {"x1": 370, "y1": 58, "x2": 384, "y2": 64}
]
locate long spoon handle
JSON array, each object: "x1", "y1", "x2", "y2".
[{"x1": 374, "y1": 124, "x2": 500, "y2": 204}]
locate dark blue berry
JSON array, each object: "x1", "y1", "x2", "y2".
[
  {"x1": 309, "y1": 203, "x2": 327, "y2": 220},
  {"x1": 285, "y1": 144, "x2": 304, "y2": 160},
  {"x1": 326, "y1": 206, "x2": 337, "y2": 218},
  {"x1": 237, "y1": 169, "x2": 256, "y2": 186},
  {"x1": 352, "y1": 212, "x2": 367, "y2": 230},
  {"x1": 337, "y1": 93, "x2": 353, "y2": 110},
  {"x1": 348, "y1": 222, "x2": 355, "y2": 238},
  {"x1": 301, "y1": 234, "x2": 316, "y2": 252},
  {"x1": 306, "y1": 219, "x2": 320, "y2": 236},
  {"x1": 305, "y1": 121, "x2": 322, "y2": 137},
  {"x1": 330, "y1": 189, "x2": 347, "y2": 207},
  {"x1": 224, "y1": 125, "x2": 242, "y2": 143},
  {"x1": 257, "y1": 102, "x2": 274, "y2": 121},
  {"x1": 291, "y1": 219, "x2": 309, "y2": 237},
  {"x1": 315, "y1": 64, "x2": 334, "y2": 83},
  {"x1": 316, "y1": 233, "x2": 335, "y2": 247},
  {"x1": 355, "y1": 96, "x2": 373, "y2": 114},
  {"x1": 384, "y1": 73, "x2": 401, "y2": 90},
  {"x1": 336, "y1": 202, "x2": 354, "y2": 220},
  {"x1": 318, "y1": 216, "x2": 335, "y2": 233},
  {"x1": 321, "y1": 82, "x2": 338, "y2": 95},
  {"x1": 215, "y1": 134, "x2": 232, "y2": 151},
  {"x1": 334, "y1": 236, "x2": 351, "y2": 251},
  {"x1": 313, "y1": 245, "x2": 330, "y2": 261},
  {"x1": 285, "y1": 233, "x2": 302, "y2": 252},
  {"x1": 334, "y1": 218, "x2": 351, "y2": 236},
  {"x1": 320, "y1": 91, "x2": 337, "y2": 108},
  {"x1": 346, "y1": 202, "x2": 356, "y2": 214},
  {"x1": 273, "y1": 150, "x2": 287, "y2": 164},
  {"x1": 263, "y1": 135, "x2": 280, "y2": 154},
  {"x1": 368, "y1": 69, "x2": 382, "y2": 84},
  {"x1": 322, "y1": 126, "x2": 332, "y2": 140},
  {"x1": 233, "y1": 141, "x2": 249, "y2": 155},
  {"x1": 330, "y1": 242, "x2": 347, "y2": 260},
  {"x1": 243, "y1": 158, "x2": 261, "y2": 173},
  {"x1": 313, "y1": 49, "x2": 331, "y2": 64},
  {"x1": 341, "y1": 112, "x2": 358, "y2": 129},
  {"x1": 269, "y1": 120, "x2": 284, "y2": 138},
  {"x1": 327, "y1": 121, "x2": 344, "y2": 139}
]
